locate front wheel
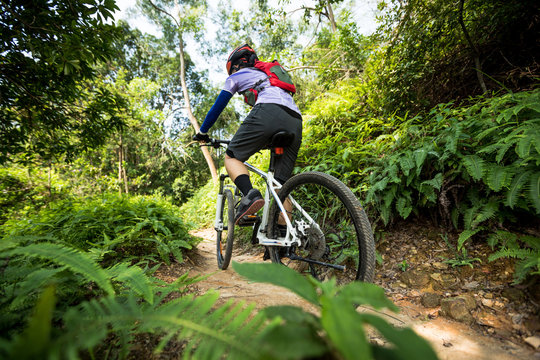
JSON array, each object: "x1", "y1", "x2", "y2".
[
  {"x1": 216, "y1": 189, "x2": 235, "y2": 270},
  {"x1": 268, "y1": 171, "x2": 375, "y2": 284}
]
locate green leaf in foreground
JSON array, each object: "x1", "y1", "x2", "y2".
[{"x1": 8, "y1": 286, "x2": 57, "y2": 360}]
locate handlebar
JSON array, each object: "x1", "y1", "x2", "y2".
[{"x1": 199, "y1": 138, "x2": 230, "y2": 149}]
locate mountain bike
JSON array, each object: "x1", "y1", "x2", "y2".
[{"x1": 203, "y1": 131, "x2": 376, "y2": 284}]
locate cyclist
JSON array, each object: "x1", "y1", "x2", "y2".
[{"x1": 193, "y1": 43, "x2": 302, "y2": 225}]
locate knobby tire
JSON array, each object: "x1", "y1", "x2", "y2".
[
  {"x1": 268, "y1": 171, "x2": 375, "y2": 283},
  {"x1": 217, "y1": 189, "x2": 235, "y2": 270}
]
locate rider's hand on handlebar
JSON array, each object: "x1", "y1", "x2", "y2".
[{"x1": 193, "y1": 132, "x2": 210, "y2": 143}]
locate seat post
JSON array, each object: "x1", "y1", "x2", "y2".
[
  {"x1": 268, "y1": 147, "x2": 284, "y2": 173},
  {"x1": 266, "y1": 131, "x2": 294, "y2": 174}
]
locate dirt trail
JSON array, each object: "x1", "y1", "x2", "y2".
[{"x1": 156, "y1": 228, "x2": 536, "y2": 360}]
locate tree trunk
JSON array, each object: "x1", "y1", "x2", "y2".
[
  {"x1": 118, "y1": 133, "x2": 128, "y2": 195},
  {"x1": 146, "y1": 0, "x2": 218, "y2": 184},
  {"x1": 177, "y1": 36, "x2": 218, "y2": 184},
  {"x1": 122, "y1": 142, "x2": 129, "y2": 194},
  {"x1": 326, "y1": 1, "x2": 337, "y2": 32},
  {"x1": 47, "y1": 161, "x2": 52, "y2": 201},
  {"x1": 458, "y1": 0, "x2": 488, "y2": 93}
]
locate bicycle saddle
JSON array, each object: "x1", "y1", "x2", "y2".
[{"x1": 267, "y1": 131, "x2": 295, "y2": 149}]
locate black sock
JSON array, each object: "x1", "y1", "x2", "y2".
[{"x1": 234, "y1": 174, "x2": 253, "y2": 196}]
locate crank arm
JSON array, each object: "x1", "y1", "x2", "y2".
[{"x1": 288, "y1": 254, "x2": 346, "y2": 271}]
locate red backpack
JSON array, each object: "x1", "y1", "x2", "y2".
[{"x1": 241, "y1": 60, "x2": 296, "y2": 106}]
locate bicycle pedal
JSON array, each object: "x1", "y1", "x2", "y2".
[{"x1": 238, "y1": 215, "x2": 261, "y2": 227}]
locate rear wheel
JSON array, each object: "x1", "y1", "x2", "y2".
[
  {"x1": 268, "y1": 171, "x2": 375, "y2": 284},
  {"x1": 216, "y1": 189, "x2": 235, "y2": 270}
]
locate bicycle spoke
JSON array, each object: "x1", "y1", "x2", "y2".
[{"x1": 269, "y1": 172, "x2": 375, "y2": 284}]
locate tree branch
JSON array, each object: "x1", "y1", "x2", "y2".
[
  {"x1": 146, "y1": 0, "x2": 180, "y2": 28},
  {"x1": 288, "y1": 65, "x2": 359, "y2": 73}
]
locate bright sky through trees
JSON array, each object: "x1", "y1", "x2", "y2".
[{"x1": 113, "y1": 0, "x2": 380, "y2": 83}]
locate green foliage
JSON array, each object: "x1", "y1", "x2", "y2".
[
  {"x1": 1, "y1": 0, "x2": 126, "y2": 163},
  {"x1": 1, "y1": 249, "x2": 437, "y2": 359},
  {"x1": 2, "y1": 194, "x2": 197, "y2": 265},
  {"x1": 488, "y1": 231, "x2": 540, "y2": 283},
  {"x1": 3, "y1": 242, "x2": 115, "y2": 296},
  {"x1": 0, "y1": 239, "x2": 147, "y2": 340},
  {"x1": 179, "y1": 179, "x2": 220, "y2": 228},
  {"x1": 0, "y1": 255, "x2": 214, "y2": 359},
  {"x1": 0, "y1": 166, "x2": 70, "y2": 224},
  {"x1": 301, "y1": 87, "x2": 539, "y2": 280},
  {"x1": 351, "y1": 90, "x2": 538, "y2": 228},
  {"x1": 55, "y1": 291, "x2": 280, "y2": 359},
  {"x1": 233, "y1": 262, "x2": 438, "y2": 360},
  {"x1": 7, "y1": 286, "x2": 56, "y2": 360},
  {"x1": 400, "y1": 260, "x2": 409, "y2": 272},
  {"x1": 371, "y1": 0, "x2": 539, "y2": 114},
  {"x1": 440, "y1": 233, "x2": 482, "y2": 268},
  {"x1": 0, "y1": 191, "x2": 205, "y2": 356},
  {"x1": 301, "y1": 14, "x2": 373, "y2": 89}
]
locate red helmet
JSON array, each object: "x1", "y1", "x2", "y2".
[{"x1": 226, "y1": 43, "x2": 257, "y2": 75}]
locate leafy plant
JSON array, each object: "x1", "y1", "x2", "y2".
[
  {"x1": 400, "y1": 260, "x2": 409, "y2": 272},
  {"x1": 1, "y1": 254, "x2": 438, "y2": 359},
  {"x1": 233, "y1": 262, "x2": 438, "y2": 360},
  {"x1": 2, "y1": 194, "x2": 197, "y2": 265},
  {"x1": 488, "y1": 231, "x2": 540, "y2": 283},
  {"x1": 440, "y1": 233, "x2": 482, "y2": 268}
]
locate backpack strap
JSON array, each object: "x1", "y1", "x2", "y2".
[{"x1": 239, "y1": 73, "x2": 271, "y2": 106}]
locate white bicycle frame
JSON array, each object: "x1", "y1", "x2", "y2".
[{"x1": 214, "y1": 150, "x2": 319, "y2": 248}]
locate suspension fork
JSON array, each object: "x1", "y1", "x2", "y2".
[{"x1": 214, "y1": 173, "x2": 229, "y2": 231}]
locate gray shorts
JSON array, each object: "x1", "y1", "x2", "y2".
[{"x1": 227, "y1": 103, "x2": 302, "y2": 183}]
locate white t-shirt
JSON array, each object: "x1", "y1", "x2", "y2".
[{"x1": 223, "y1": 68, "x2": 301, "y2": 115}]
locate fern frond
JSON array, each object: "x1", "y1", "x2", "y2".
[
  {"x1": 457, "y1": 229, "x2": 482, "y2": 251},
  {"x1": 106, "y1": 263, "x2": 154, "y2": 304},
  {"x1": 6, "y1": 286, "x2": 56, "y2": 359},
  {"x1": 387, "y1": 164, "x2": 400, "y2": 183},
  {"x1": 371, "y1": 178, "x2": 389, "y2": 193},
  {"x1": 476, "y1": 125, "x2": 501, "y2": 141},
  {"x1": 516, "y1": 131, "x2": 535, "y2": 159},
  {"x1": 488, "y1": 247, "x2": 534, "y2": 261},
  {"x1": 399, "y1": 154, "x2": 415, "y2": 176},
  {"x1": 380, "y1": 204, "x2": 391, "y2": 225},
  {"x1": 419, "y1": 183, "x2": 436, "y2": 203},
  {"x1": 495, "y1": 142, "x2": 513, "y2": 163},
  {"x1": 506, "y1": 171, "x2": 531, "y2": 208},
  {"x1": 58, "y1": 291, "x2": 279, "y2": 360},
  {"x1": 9, "y1": 267, "x2": 65, "y2": 310},
  {"x1": 421, "y1": 173, "x2": 443, "y2": 191},
  {"x1": 413, "y1": 148, "x2": 428, "y2": 171},
  {"x1": 383, "y1": 185, "x2": 397, "y2": 207},
  {"x1": 463, "y1": 205, "x2": 480, "y2": 230},
  {"x1": 472, "y1": 201, "x2": 498, "y2": 228},
  {"x1": 522, "y1": 236, "x2": 540, "y2": 250},
  {"x1": 531, "y1": 127, "x2": 540, "y2": 156},
  {"x1": 396, "y1": 197, "x2": 412, "y2": 219},
  {"x1": 485, "y1": 164, "x2": 513, "y2": 192},
  {"x1": 477, "y1": 142, "x2": 502, "y2": 155},
  {"x1": 487, "y1": 231, "x2": 517, "y2": 249},
  {"x1": 3, "y1": 243, "x2": 114, "y2": 295},
  {"x1": 514, "y1": 256, "x2": 540, "y2": 284},
  {"x1": 463, "y1": 155, "x2": 485, "y2": 181}
]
